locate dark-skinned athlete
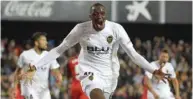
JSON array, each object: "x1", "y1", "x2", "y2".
[{"x1": 25, "y1": 3, "x2": 169, "y2": 99}]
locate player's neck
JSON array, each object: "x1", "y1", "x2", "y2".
[
  {"x1": 92, "y1": 24, "x2": 104, "y2": 31},
  {"x1": 158, "y1": 60, "x2": 162, "y2": 64},
  {"x1": 34, "y1": 47, "x2": 43, "y2": 55},
  {"x1": 158, "y1": 60, "x2": 166, "y2": 66}
]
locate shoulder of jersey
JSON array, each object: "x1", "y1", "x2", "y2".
[
  {"x1": 21, "y1": 49, "x2": 48, "y2": 56},
  {"x1": 21, "y1": 49, "x2": 33, "y2": 55},
  {"x1": 166, "y1": 62, "x2": 173, "y2": 68},
  {"x1": 77, "y1": 21, "x2": 92, "y2": 27},
  {"x1": 106, "y1": 20, "x2": 122, "y2": 28},
  {"x1": 78, "y1": 20, "x2": 122, "y2": 28}
]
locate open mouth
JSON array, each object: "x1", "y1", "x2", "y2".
[
  {"x1": 96, "y1": 20, "x2": 103, "y2": 26},
  {"x1": 97, "y1": 21, "x2": 103, "y2": 25},
  {"x1": 93, "y1": 19, "x2": 105, "y2": 30}
]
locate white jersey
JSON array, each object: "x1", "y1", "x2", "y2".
[
  {"x1": 17, "y1": 49, "x2": 59, "y2": 94},
  {"x1": 77, "y1": 21, "x2": 122, "y2": 76},
  {"x1": 34, "y1": 20, "x2": 156, "y2": 79},
  {"x1": 145, "y1": 61, "x2": 176, "y2": 92}
]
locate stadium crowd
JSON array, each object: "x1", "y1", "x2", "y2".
[{"x1": 1, "y1": 36, "x2": 192, "y2": 99}]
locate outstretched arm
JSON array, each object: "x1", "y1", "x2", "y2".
[
  {"x1": 117, "y1": 24, "x2": 155, "y2": 73},
  {"x1": 117, "y1": 24, "x2": 169, "y2": 83},
  {"x1": 32, "y1": 24, "x2": 82, "y2": 68}
]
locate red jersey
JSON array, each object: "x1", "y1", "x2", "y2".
[
  {"x1": 68, "y1": 56, "x2": 88, "y2": 99},
  {"x1": 15, "y1": 83, "x2": 24, "y2": 99},
  {"x1": 141, "y1": 77, "x2": 148, "y2": 99},
  {"x1": 68, "y1": 56, "x2": 79, "y2": 82}
]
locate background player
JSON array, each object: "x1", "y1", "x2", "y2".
[
  {"x1": 27, "y1": 3, "x2": 169, "y2": 99},
  {"x1": 144, "y1": 49, "x2": 181, "y2": 99},
  {"x1": 14, "y1": 32, "x2": 62, "y2": 99},
  {"x1": 13, "y1": 71, "x2": 24, "y2": 99},
  {"x1": 67, "y1": 47, "x2": 89, "y2": 99}
]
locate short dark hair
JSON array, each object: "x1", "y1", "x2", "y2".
[
  {"x1": 90, "y1": 3, "x2": 105, "y2": 13},
  {"x1": 31, "y1": 32, "x2": 47, "y2": 42},
  {"x1": 161, "y1": 49, "x2": 169, "y2": 53}
]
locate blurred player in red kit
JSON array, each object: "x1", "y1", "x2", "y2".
[
  {"x1": 13, "y1": 81, "x2": 24, "y2": 99},
  {"x1": 141, "y1": 77, "x2": 148, "y2": 99},
  {"x1": 67, "y1": 48, "x2": 88, "y2": 99}
]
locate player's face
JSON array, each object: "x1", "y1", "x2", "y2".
[
  {"x1": 159, "y1": 52, "x2": 169, "y2": 63},
  {"x1": 90, "y1": 6, "x2": 106, "y2": 31},
  {"x1": 36, "y1": 36, "x2": 48, "y2": 50}
]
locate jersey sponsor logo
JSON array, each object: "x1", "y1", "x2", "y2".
[
  {"x1": 87, "y1": 46, "x2": 109, "y2": 54},
  {"x1": 107, "y1": 35, "x2": 113, "y2": 44},
  {"x1": 36, "y1": 67, "x2": 47, "y2": 71}
]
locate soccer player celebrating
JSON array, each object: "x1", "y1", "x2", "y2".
[
  {"x1": 14, "y1": 32, "x2": 62, "y2": 99},
  {"x1": 144, "y1": 49, "x2": 181, "y2": 99},
  {"x1": 28, "y1": 3, "x2": 169, "y2": 99}
]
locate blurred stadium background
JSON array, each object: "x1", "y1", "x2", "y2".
[{"x1": 1, "y1": 1, "x2": 192, "y2": 99}]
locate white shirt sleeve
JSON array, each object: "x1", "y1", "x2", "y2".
[
  {"x1": 33, "y1": 24, "x2": 83, "y2": 68},
  {"x1": 50, "y1": 60, "x2": 60, "y2": 69},
  {"x1": 17, "y1": 52, "x2": 25, "y2": 68},
  {"x1": 117, "y1": 24, "x2": 156, "y2": 73},
  {"x1": 145, "y1": 62, "x2": 155, "y2": 79},
  {"x1": 168, "y1": 63, "x2": 176, "y2": 78}
]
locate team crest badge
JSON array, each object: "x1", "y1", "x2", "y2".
[
  {"x1": 107, "y1": 35, "x2": 113, "y2": 44},
  {"x1": 89, "y1": 75, "x2": 94, "y2": 81}
]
